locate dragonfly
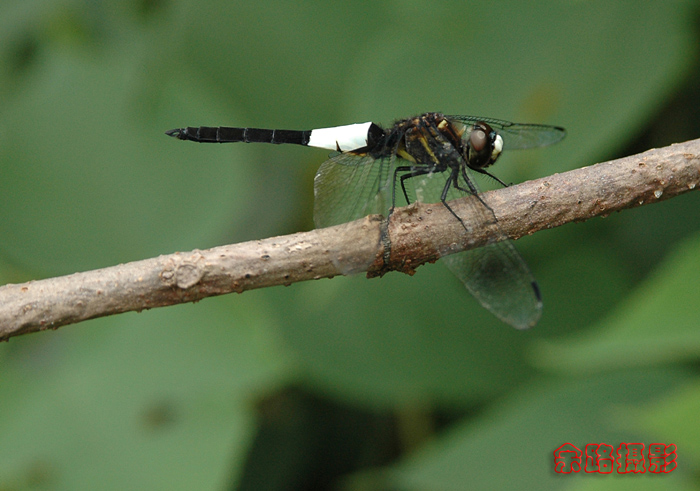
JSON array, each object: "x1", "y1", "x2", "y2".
[{"x1": 166, "y1": 113, "x2": 565, "y2": 329}]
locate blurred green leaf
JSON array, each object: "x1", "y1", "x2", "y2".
[
  {"x1": 0, "y1": 296, "x2": 293, "y2": 489},
  {"x1": 276, "y1": 267, "x2": 538, "y2": 409},
  {"x1": 530, "y1": 231, "x2": 700, "y2": 372},
  {"x1": 0, "y1": 41, "x2": 261, "y2": 274},
  {"x1": 365, "y1": 370, "x2": 695, "y2": 491},
  {"x1": 635, "y1": 380, "x2": 700, "y2": 466}
]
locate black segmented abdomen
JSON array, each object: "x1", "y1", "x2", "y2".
[{"x1": 166, "y1": 126, "x2": 312, "y2": 145}]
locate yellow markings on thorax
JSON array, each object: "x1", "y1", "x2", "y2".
[{"x1": 396, "y1": 148, "x2": 416, "y2": 163}]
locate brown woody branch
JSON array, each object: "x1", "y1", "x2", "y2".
[{"x1": 1, "y1": 139, "x2": 699, "y2": 341}]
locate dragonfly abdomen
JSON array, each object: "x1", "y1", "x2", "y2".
[{"x1": 166, "y1": 126, "x2": 312, "y2": 145}]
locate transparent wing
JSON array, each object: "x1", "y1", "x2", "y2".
[
  {"x1": 408, "y1": 165, "x2": 542, "y2": 329},
  {"x1": 313, "y1": 152, "x2": 394, "y2": 228},
  {"x1": 446, "y1": 115, "x2": 566, "y2": 150},
  {"x1": 313, "y1": 151, "x2": 398, "y2": 275},
  {"x1": 441, "y1": 243, "x2": 542, "y2": 329}
]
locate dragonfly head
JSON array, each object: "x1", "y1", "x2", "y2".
[{"x1": 467, "y1": 122, "x2": 503, "y2": 169}]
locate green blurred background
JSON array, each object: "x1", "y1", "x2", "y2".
[{"x1": 1, "y1": 1, "x2": 700, "y2": 489}]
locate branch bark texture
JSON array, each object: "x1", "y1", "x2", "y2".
[{"x1": 1, "y1": 139, "x2": 699, "y2": 340}]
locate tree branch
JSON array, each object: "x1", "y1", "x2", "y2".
[{"x1": 1, "y1": 139, "x2": 699, "y2": 341}]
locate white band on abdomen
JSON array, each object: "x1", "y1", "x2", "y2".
[{"x1": 308, "y1": 122, "x2": 373, "y2": 151}]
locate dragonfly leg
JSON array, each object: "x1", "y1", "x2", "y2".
[
  {"x1": 392, "y1": 166, "x2": 434, "y2": 208},
  {"x1": 439, "y1": 168, "x2": 471, "y2": 234},
  {"x1": 469, "y1": 167, "x2": 510, "y2": 187},
  {"x1": 456, "y1": 166, "x2": 498, "y2": 218}
]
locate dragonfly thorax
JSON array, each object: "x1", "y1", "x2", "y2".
[{"x1": 393, "y1": 114, "x2": 505, "y2": 172}]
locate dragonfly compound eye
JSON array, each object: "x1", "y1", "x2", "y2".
[{"x1": 470, "y1": 128, "x2": 488, "y2": 152}]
